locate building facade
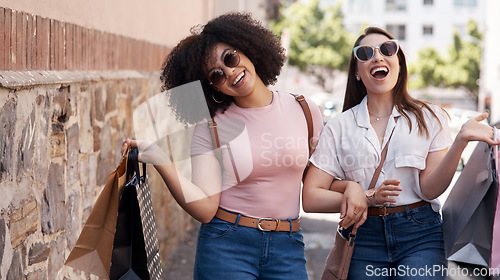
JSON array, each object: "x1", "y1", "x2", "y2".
[
  {"x1": 481, "y1": 0, "x2": 500, "y2": 124},
  {"x1": 341, "y1": 0, "x2": 485, "y2": 63}
]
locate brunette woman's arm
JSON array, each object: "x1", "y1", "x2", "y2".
[{"x1": 420, "y1": 113, "x2": 500, "y2": 200}]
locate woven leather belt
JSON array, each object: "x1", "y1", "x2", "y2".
[
  {"x1": 368, "y1": 201, "x2": 429, "y2": 216},
  {"x1": 215, "y1": 208, "x2": 300, "y2": 232}
]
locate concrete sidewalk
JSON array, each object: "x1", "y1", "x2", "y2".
[{"x1": 162, "y1": 212, "x2": 499, "y2": 280}]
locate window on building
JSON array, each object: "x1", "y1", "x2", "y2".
[
  {"x1": 348, "y1": 0, "x2": 372, "y2": 13},
  {"x1": 423, "y1": 25, "x2": 434, "y2": 36},
  {"x1": 386, "y1": 24, "x2": 406, "y2": 40},
  {"x1": 453, "y1": 0, "x2": 477, "y2": 7},
  {"x1": 386, "y1": 0, "x2": 407, "y2": 11},
  {"x1": 423, "y1": 0, "x2": 433, "y2": 5}
]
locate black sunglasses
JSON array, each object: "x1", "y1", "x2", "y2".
[
  {"x1": 353, "y1": 40, "x2": 399, "y2": 62},
  {"x1": 208, "y1": 49, "x2": 241, "y2": 86}
]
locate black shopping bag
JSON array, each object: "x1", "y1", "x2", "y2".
[
  {"x1": 109, "y1": 147, "x2": 163, "y2": 280},
  {"x1": 442, "y1": 141, "x2": 499, "y2": 267}
]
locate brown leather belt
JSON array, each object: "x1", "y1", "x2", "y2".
[
  {"x1": 368, "y1": 201, "x2": 429, "y2": 216},
  {"x1": 215, "y1": 208, "x2": 300, "y2": 232}
]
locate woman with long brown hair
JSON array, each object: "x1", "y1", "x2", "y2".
[{"x1": 303, "y1": 26, "x2": 499, "y2": 279}]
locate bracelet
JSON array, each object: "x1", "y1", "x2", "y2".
[{"x1": 365, "y1": 189, "x2": 376, "y2": 206}]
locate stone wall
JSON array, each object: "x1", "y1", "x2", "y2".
[{"x1": 0, "y1": 71, "x2": 195, "y2": 279}]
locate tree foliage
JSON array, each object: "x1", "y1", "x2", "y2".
[
  {"x1": 269, "y1": 0, "x2": 354, "y2": 91},
  {"x1": 409, "y1": 20, "x2": 482, "y2": 102}
]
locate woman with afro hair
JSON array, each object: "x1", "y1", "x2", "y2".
[{"x1": 123, "y1": 12, "x2": 323, "y2": 279}]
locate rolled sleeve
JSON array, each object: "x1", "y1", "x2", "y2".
[
  {"x1": 428, "y1": 106, "x2": 453, "y2": 153},
  {"x1": 309, "y1": 123, "x2": 344, "y2": 179}
]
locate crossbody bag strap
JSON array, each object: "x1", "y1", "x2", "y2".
[
  {"x1": 368, "y1": 118, "x2": 398, "y2": 190},
  {"x1": 208, "y1": 117, "x2": 241, "y2": 183},
  {"x1": 291, "y1": 94, "x2": 315, "y2": 157},
  {"x1": 208, "y1": 117, "x2": 221, "y2": 160}
]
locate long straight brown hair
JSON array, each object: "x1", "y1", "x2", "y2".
[{"x1": 342, "y1": 26, "x2": 442, "y2": 137}]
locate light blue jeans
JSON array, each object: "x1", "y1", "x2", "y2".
[
  {"x1": 345, "y1": 203, "x2": 447, "y2": 280},
  {"x1": 193, "y1": 215, "x2": 308, "y2": 280}
]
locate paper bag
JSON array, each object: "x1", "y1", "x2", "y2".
[
  {"x1": 109, "y1": 147, "x2": 163, "y2": 280},
  {"x1": 490, "y1": 129, "x2": 500, "y2": 270},
  {"x1": 442, "y1": 141, "x2": 498, "y2": 267},
  {"x1": 109, "y1": 182, "x2": 150, "y2": 279},
  {"x1": 65, "y1": 149, "x2": 130, "y2": 278},
  {"x1": 490, "y1": 177, "x2": 500, "y2": 270}
]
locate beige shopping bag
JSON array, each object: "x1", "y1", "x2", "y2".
[{"x1": 65, "y1": 149, "x2": 130, "y2": 278}]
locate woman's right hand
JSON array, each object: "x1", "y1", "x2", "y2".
[{"x1": 121, "y1": 138, "x2": 172, "y2": 165}]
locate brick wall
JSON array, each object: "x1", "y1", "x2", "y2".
[
  {"x1": 0, "y1": 6, "x2": 195, "y2": 280},
  {"x1": 0, "y1": 7, "x2": 170, "y2": 71}
]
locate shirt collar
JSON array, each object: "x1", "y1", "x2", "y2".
[{"x1": 353, "y1": 95, "x2": 401, "y2": 128}]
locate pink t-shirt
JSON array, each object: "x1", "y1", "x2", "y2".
[{"x1": 191, "y1": 91, "x2": 323, "y2": 219}]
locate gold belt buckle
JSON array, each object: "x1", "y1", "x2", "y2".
[{"x1": 379, "y1": 207, "x2": 388, "y2": 217}]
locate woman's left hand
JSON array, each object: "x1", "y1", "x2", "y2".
[
  {"x1": 121, "y1": 138, "x2": 172, "y2": 166},
  {"x1": 457, "y1": 113, "x2": 500, "y2": 146},
  {"x1": 339, "y1": 182, "x2": 368, "y2": 230}
]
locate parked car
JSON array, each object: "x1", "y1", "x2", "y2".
[{"x1": 308, "y1": 92, "x2": 343, "y2": 124}]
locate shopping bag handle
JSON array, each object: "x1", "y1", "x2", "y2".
[{"x1": 127, "y1": 147, "x2": 147, "y2": 183}]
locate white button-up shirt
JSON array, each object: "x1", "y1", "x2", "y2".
[{"x1": 310, "y1": 96, "x2": 452, "y2": 211}]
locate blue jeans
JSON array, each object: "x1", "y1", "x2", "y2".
[
  {"x1": 193, "y1": 216, "x2": 308, "y2": 280},
  {"x1": 346, "y1": 203, "x2": 447, "y2": 280}
]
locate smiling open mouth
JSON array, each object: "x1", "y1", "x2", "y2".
[
  {"x1": 232, "y1": 71, "x2": 245, "y2": 86},
  {"x1": 370, "y1": 66, "x2": 388, "y2": 79}
]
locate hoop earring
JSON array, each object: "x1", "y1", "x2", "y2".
[{"x1": 212, "y1": 91, "x2": 225, "y2": 103}]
